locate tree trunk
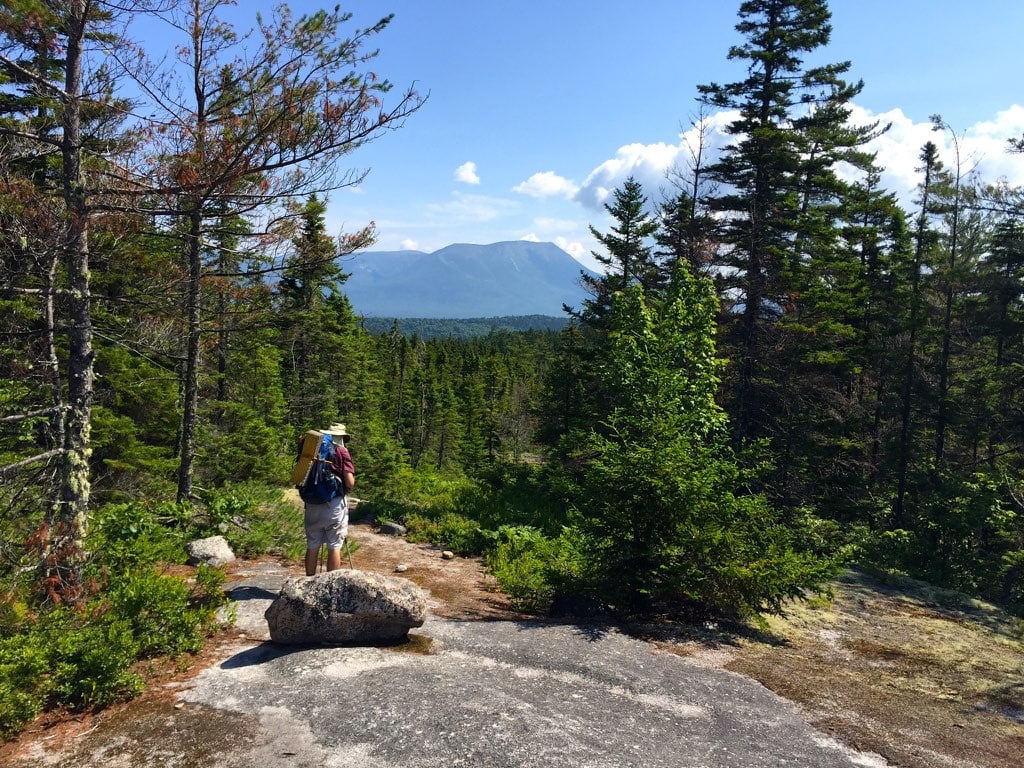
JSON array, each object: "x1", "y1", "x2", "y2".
[
  {"x1": 51, "y1": 0, "x2": 93, "y2": 601},
  {"x1": 177, "y1": 204, "x2": 203, "y2": 503}
]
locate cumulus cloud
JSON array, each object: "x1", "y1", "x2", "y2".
[
  {"x1": 454, "y1": 161, "x2": 480, "y2": 185},
  {"x1": 400, "y1": 238, "x2": 420, "y2": 251},
  {"x1": 512, "y1": 171, "x2": 580, "y2": 199},
  {"x1": 574, "y1": 142, "x2": 687, "y2": 210},
  {"x1": 571, "y1": 112, "x2": 739, "y2": 210},
  {"x1": 566, "y1": 105, "x2": 1024, "y2": 214},
  {"x1": 842, "y1": 104, "x2": 1024, "y2": 207},
  {"x1": 554, "y1": 236, "x2": 588, "y2": 262}
]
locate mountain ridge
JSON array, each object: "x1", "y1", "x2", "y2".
[{"x1": 341, "y1": 240, "x2": 596, "y2": 319}]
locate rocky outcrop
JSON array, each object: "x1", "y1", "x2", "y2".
[
  {"x1": 264, "y1": 569, "x2": 428, "y2": 645},
  {"x1": 186, "y1": 535, "x2": 235, "y2": 567}
]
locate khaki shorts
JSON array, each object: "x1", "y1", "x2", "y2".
[{"x1": 303, "y1": 495, "x2": 348, "y2": 549}]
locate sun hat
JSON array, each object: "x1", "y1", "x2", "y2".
[{"x1": 322, "y1": 422, "x2": 351, "y2": 441}]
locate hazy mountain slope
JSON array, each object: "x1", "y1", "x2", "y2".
[{"x1": 341, "y1": 241, "x2": 596, "y2": 318}]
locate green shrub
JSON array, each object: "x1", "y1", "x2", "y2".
[
  {"x1": 387, "y1": 466, "x2": 476, "y2": 508},
  {"x1": 51, "y1": 620, "x2": 143, "y2": 708},
  {"x1": 104, "y1": 565, "x2": 223, "y2": 656},
  {"x1": 484, "y1": 526, "x2": 583, "y2": 613},
  {"x1": 90, "y1": 501, "x2": 188, "y2": 569},
  {"x1": 0, "y1": 634, "x2": 50, "y2": 738},
  {"x1": 405, "y1": 512, "x2": 484, "y2": 555}
]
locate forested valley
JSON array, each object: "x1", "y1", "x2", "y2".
[{"x1": 2, "y1": 0, "x2": 1024, "y2": 739}]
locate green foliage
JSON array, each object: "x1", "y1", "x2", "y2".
[
  {"x1": 0, "y1": 556, "x2": 229, "y2": 737},
  {"x1": 362, "y1": 315, "x2": 569, "y2": 339},
  {"x1": 0, "y1": 634, "x2": 49, "y2": 738},
  {"x1": 484, "y1": 526, "x2": 583, "y2": 613},
  {"x1": 90, "y1": 501, "x2": 189, "y2": 569},
  {"x1": 556, "y1": 264, "x2": 841, "y2": 616},
  {"x1": 861, "y1": 469, "x2": 1024, "y2": 608},
  {"x1": 89, "y1": 343, "x2": 179, "y2": 502},
  {"x1": 50, "y1": 619, "x2": 144, "y2": 708},
  {"x1": 104, "y1": 565, "x2": 223, "y2": 656},
  {"x1": 405, "y1": 512, "x2": 484, "y2": 556}
]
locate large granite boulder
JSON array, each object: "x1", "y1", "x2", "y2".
[
  {"x1": 186, "y1": 535, "x2": 235, "y2": 567},
  {"x1": 265, "y1": 569, "x2": 428, "y2": 645}
]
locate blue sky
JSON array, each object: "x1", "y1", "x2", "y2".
[{"x1": 218, "y1": 1, "x2": 1024, "y2": 271}]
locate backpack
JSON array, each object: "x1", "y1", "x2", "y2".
[{"x1": 297, "y1": 433, "x2": 342, "y2": 504}]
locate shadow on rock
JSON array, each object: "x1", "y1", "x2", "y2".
[
  {"x1": 220, "y1": 642, "x2": 302, "y2": 669},
  {"x1": 226, "y1": 585, "x2": 279, "y2": 601}
]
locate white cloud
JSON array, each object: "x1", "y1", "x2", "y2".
[
  {"x1": 568, "y1": 104, "x2": 1024, "y2": 215},
  {"x1": 554, "y1": 236, "x2": 588, "y2": 262},
  {"x1": 574, "y1": 142, "x2": 684, "y2": 209},
  {"x1": 844, "y1": 104, "x2": 1024, "y2": 208},
  {"x1": 512, "y1": 171, "x2": 580, "y2": 199},
  {"x1": 454, "y1": 161, "x2": 480, "y2": 185},
  {"x1": 400, "y1": 238, "x2": 420, "y2": 251},
  {"x1": 520, "y1": 230, "x2": 594, "y2": 271}
]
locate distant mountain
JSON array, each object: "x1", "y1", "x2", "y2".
[{"x1": 341, "y1": 241, "x2": 597, "y2": 318}]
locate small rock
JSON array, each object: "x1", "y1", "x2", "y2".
[
  {"x1": 395, "y1": 564, "x2": 409, "y2": 573},
  {"x1": 379, "y1": 520, "x2": 408, "y2": 537},
  {"x1": 185, "y1": 535, "x2": 235, "y2": 567},
  {"x1": 441, "y1": 550, "x2": 455, "y2": 560}
]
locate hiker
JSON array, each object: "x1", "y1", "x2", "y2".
[{"x1": 301, "y1": 422, "x2": 356, "y2": 576}]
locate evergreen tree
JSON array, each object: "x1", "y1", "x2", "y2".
[
  {"x1": 894, "y1": 142, "x2": 944, "y2": 526},
  {"x1": 278, "y1": 195, "x2": 363, "y2": 429},
  {"x1": 562, "y1": 267, "x2": 836, "y2": 615},
  {"x1": 698, "y1": 0, "x2": 878, "y2": 444},
  {"x1": 134, "y1": 1, "x2": 422, "y2": 501},
  {"x1": 0, "y1": 0, "x2": 133, "y2": 600},
  {"x1": 576, "y1": 177, "x2": 659, "y2": 328}
]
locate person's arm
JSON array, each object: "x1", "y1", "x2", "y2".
[{"x1": 332, "y1": 445, "x2": 356, "y2": 491}]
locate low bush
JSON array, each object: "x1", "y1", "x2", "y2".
[
  {"x1": 484, "y1": 526, "x2": 583, "y2": 613},
  {"x1": 405, "y1": 511, "x2": 484, "y2": 555},
  {"x1": 0, "y1": 633, "x2": 50, "y2": 738},
  {"x1": 0, "y1": 564, "x2": 227, "y2": 739}
]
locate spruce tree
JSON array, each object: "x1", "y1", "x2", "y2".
[
  {"x1": 562, "y1": 267, "x2": 836, "y2": 615},
  {"x1": 698, "y1": 0, "x2": 878, "y2": 444},
  {"x1": 577, "y1": 176, "x2": 659, "y2": 328}
]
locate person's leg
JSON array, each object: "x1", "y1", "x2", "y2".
[
  {"x1": 305, "y1": 547, "x2": 319, "y2": 576},
  {"x1": 303, "y1": 503, "x2": 323, "y2": 576},
  {"x1": 324, "y1": 496, "x2": 348, "y2": 571},
  {"x1": 326, "y1": 547, "x2": 342, "y2": 571}
]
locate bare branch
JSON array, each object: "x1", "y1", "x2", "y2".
[{"x1": 0, "y1": 450, "x2": 63, "y2": 477}]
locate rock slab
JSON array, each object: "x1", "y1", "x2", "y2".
[
  {"x1": 185, "y1": 535, "x2": 235, "y2": 567},
  {"x1": 264, "y1": 569, "x2": 428, "y2": 644}
]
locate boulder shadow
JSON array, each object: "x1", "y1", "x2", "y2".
[
  {"x1": 220, "y1": 641, "x2": 303, "y2": 668},
  {"x1": 226, "y1": 585, "x2": 279, "y2": 601}
]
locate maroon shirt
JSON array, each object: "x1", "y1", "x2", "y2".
[{"x1": 330, "y1": 443, "x2": 355, "y2": 488}]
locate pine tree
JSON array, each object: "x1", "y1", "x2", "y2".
[
  {"x1": 0, "y1": 0, "x2": 133, "y2": 599},
  {"x1": 577, "y1": 177, "x2": 659, "y2": 328},
  {"x1": 562, "y1": 266, "x2": 836, "y2": 615},
  {"x1": 134, "y1": 2, "x2": 422, "y2": 501},
  {"x1": 698, "y1": 0, "x2": 878, "y2": 444}
]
